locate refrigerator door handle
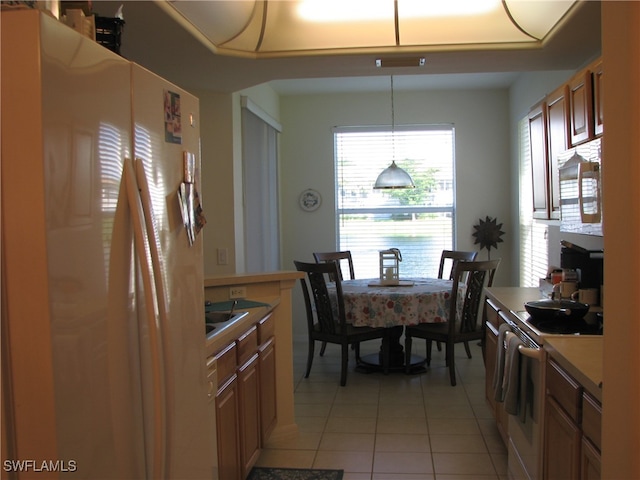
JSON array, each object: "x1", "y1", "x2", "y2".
[
  {"x1": 133, "y1": 158, "x2": 176, "y2": 473},
  {"x1": 123, "y1": 158, "x2": 168, "y2": 479}
]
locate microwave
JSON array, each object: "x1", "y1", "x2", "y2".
[{"x1": 557, "y1": 138, "x2": 602, "y2": 236}]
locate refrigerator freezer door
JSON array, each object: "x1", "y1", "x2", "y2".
[{"x1": 131, "y1": 64, "x2": 213, "y2": 478}]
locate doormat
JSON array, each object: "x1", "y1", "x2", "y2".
[{"x1": 247, "y1": 467, "x2": 344, "y2": 480}]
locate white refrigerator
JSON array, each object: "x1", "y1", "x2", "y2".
[{"x1": 1, "y1": 9, "x2": 215, "y2": 479}]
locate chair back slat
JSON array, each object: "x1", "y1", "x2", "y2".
[
  {"x1": 313, "y1": 251, "x2": 355, "y2": 281},
  {"x1": 438, "y1": 250, "x2": 478, "y2": 280},
  {"x1": 449, "y1": 259, "x2": 500, "y2": 334},
  {"x1": 295, "y1": 260, "x2": 345, "y2": 335}
]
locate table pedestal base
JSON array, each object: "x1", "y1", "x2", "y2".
[{"x1": 355, "y1": 326, "x2": 427, "y2": 374}]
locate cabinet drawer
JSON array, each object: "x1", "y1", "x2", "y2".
[
  {"x1": 582, "y1": 392, "x2": 602, "y2": 451},
  {"x1": 258, "y1": 313, "x2": 274, "y2": 344},
  {"x1": 214, "y1": 343, "x2": 237, "y2": 388},
  {"x1": 236, "y1": 325, "x2": 258, "y2": 365},
  {"x1": 546, "y1": 358, "x2": 582, "y2": 422}
]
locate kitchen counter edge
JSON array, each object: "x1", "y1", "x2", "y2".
[
  {"x1": 543, "y1": 336, "x2": 603, "y2": 402},
  {"x1": 205, "y1": 297, "x2": 280, "y2": 357},
  {"x1": 204, "y1": 270, "x2": 303, "y2": 287}
]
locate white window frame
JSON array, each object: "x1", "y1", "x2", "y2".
[{"x1": 334, "y1": 124, "x2": 456, "y2": 278}]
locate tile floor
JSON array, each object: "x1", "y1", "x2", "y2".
[{"x1": 255, "y1": 338, "x2": 509, "y2": 480}]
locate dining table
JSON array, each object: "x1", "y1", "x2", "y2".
[{"x1": 329, "y1": 277, "x2": 460, "y2": 372}]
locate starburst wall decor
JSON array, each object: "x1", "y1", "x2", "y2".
[{"x1": 472, "y1": 216, "x2": 505, "y2": 260}]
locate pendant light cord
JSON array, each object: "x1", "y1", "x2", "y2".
[{"x1": 391, "y1": 75, "x2": 396, "y2": 161}]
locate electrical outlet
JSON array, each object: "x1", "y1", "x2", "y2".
[
  {"x1": 217, "y1": 248, "x2": 228, "y2": 265},
  {"x1": 229, "y1": 286, "x2": 246, "y2": 299}
]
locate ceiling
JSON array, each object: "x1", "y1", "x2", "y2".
[{"x1": 93, "y1": 1, "x2": 601, "y2": 94}]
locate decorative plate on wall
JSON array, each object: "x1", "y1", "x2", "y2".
[{"x1": 299, "y1": 189, "x2": 321, "y2": 212}]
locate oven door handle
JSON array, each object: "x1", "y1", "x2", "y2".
[
  {"x1": 504, "y1": 331, "x2": 543, "y2": 361},
  {"x1": 517, "y1": 345, "x2": 542, "y2": 361}
]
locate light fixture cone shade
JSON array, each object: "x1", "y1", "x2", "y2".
[{"x1": 373, "y1": 161, "x2": 416, "y2": 189}]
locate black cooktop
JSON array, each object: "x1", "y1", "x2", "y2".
[{"x1": 526, "y1": 316, "x2": 603, "y2": 335}]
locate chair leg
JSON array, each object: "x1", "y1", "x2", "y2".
[
  {"x1": 447, "y1": 342, "x2": 457, "y2": 386},
  {"x1": 436, "y1": 341, "x2": 442, "y2": 352},
  {"x1": 464, "y1": 341, "x2": 472, "y2": 359},
  {"x1": 305, "y1": 340, "x2": 315, "y2": 378},
  {"x1": 354, "y1": 342, "x2": 361, "y2": 363},
  {"x1": 320, "y1": 341, "x2": 327, "y2": 356},
  {"x1": 426, "y1": 339, "x2": 433, "y2": 366},
  {"x1": 340, "y1": 343, "x2": 349, "y2": 386},
  {"x1": 404, "y1": 334, "x2": 413, "y2": 374}
]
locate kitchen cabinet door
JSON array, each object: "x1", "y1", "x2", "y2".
[
  {"x1": 528, "y1": 102, "x2": 550, "y2": 219},
  {"x1": 259, "y1": 337, "x2": 277, "y2": 442},
  {"x1": 238, "y1": 353, "x2": 261, "y2": 478},
  {"x1": 215, "y1": 376, "x2": 241, "y2": 480},
  {"x1": 568, "y1": 70, "x2": 594, "y2": 146},
  {"x1": 591, "y1": 60, "x2": 604, "y2": 137},
  {"x1": 546, "y1": 85, "x2": 570, "y2": 220},
  {"x1": 544, "y1": 396, "x2": 581, "y2": 480},
  {"x1": 581, "y1": 437, "x2": 602, "y2": 480}
]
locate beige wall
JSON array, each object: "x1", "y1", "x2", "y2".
[
  {"x1": 278, "y1": 88, "x2": 513, "y2": 339},
  {"x1": 601, "y1": 2, "x2": 640, "y2": 478},
  {"x1": 196, "y1": 84, "x2": 281, "y2": 276}
]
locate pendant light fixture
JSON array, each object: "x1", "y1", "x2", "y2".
[{"x1": 374, "y1": 76, "x2": 415, "y2": 189}]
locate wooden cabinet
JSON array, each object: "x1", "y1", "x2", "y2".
[
  {"x1": 568, "y1": 70, "x2": 594, "y2": 146},
  {"x1": 581, "y1": 392, "x2": 602, "y2": 480},
  {"x1": 591, "y1": 60, "x2": 604, "y2": 137},
  {"x1": 527, "y1": 57, "x2": 602, "y2": 220},
  {"x1": 544, "y1": 395, "x2": 582, "y2": 479},
  {"x1": 545, "y1": 85, "x2": 570, "y2": 220},
  {"x1": 211, "y1": 312, "x2": 278, "y2": 480},
  {"x1": 238, "y1": 353, "x2": 260, "y2": 478},
  {"x1": 258, "y1": 313, "x2": 277, "y2": 442},
  {"x1": 528, "y1": 102, "x2": 550, "y2": 219},
  {"x1": 214, "y1": 344, "x2": 241, "y2": 480},
  {"x1": 543, "y1": 357, "x2": 602, "y2": 480}
]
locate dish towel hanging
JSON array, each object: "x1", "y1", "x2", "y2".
[
  {"x1": 503, "y1": 334, "x2": 524, "y2": 415},
  {"x1": 493, "y1": 323, "x2": 511, "y2": 402}
]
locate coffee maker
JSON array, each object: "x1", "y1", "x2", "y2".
[{"x1": 560, "y1": 240, "x2": 604, "y2": 290}]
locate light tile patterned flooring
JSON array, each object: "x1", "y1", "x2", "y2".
[{"x1": 255, "y1": 339, "x2": 509, "y2": 480}]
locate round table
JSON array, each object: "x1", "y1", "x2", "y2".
[{"x1": 333, "y1": 277, "x2": 458, "y2": 372}]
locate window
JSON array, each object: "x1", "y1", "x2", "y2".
[
  {"x1": 518, "y1": 116, "x2": 548, "y2": 286},
  {"x1": 334, "y1": 125, "x2": 455, "y2": 278}
]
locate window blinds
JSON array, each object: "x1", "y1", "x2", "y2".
[{"x1": 334, "y1": 125, "x2": 455, "y2": 278}]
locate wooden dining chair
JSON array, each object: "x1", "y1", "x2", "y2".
[
  {"x1": 404, "y1": 259, "x2": 500, "y2": 386},
  {"x1": 433, "y1": 250, "x2": 478, "y2": 352},
  {"x1": 294, "y1": 260, "x2": 390, "y2": 386},
  {"x1": 438, "y1": 250, "x2": 478, "y2": 280},
  {"x1": 313, "y1": 251, "x2": 356, "y2": 355},
  {"x1": 313, "y1": 251, "x2": 355, "y2": 281}
]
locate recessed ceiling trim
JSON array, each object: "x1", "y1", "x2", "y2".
[
  {"x1": 163, "y1": 0, "x2": 579, "y2": 59},
  {"x1": 500, "y1": 0, "x2": 540, "y2": 41}
]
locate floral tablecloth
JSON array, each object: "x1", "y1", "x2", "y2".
[{"x1": 332, "y1": 278, "x2": 456, "y2": 328}]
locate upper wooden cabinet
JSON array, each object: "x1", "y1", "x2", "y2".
[
  {"x1": 529, "y1": 102, "x2": 550, "y2": 219},
  {"x1": 545, "y1": 85, "x2": 570, "y2": 220},
  {"x1": 527, "y1": 57, "x2": 602, "y2": 220},
  {"x1": 568, "y1": 70, "x2": 594, "y2": 146},
  {"x1": 591, "y1": 59, "x2": 604, "y2": 137},
  {"x1": 568, "y1": 58, "x2": 603, "y2": 146}
]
